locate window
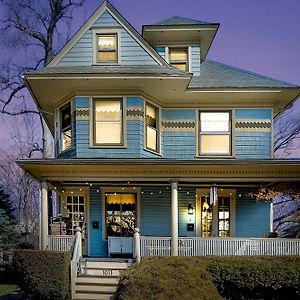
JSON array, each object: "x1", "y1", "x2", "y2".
[
  {"x1": 145, "y1": 103, "x2": 159, "y2": 152},
  {"x1": 201, "y1": 195, "x2": 213, "y2": 237},
  {"x1": 96, "y1": 34, "x2": 117, "y2": 63},
  {"x1": 218, "y1": 196, "x2": 230, "y2": 237},
  {"x1": 66, "y1": 195, "x2": 85, "y2": 235},
  {"x1": 94, "y1": 98, "x2": 123, "y2": 145},
  {"x1": 60, "y1": 103, "x2": 72, "y2": 151},
  {"x1": 199, "y1": 112, "x2": 231, "y2": 155},
  {"x1": 106, "y1": 193, "x2": 136, "y2": 237},
  {"x1": 169, "y1": 47, "x2": 188, "y2": 71}
]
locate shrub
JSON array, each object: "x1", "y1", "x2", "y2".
[
  {"x1": 206, "y1": 256, "x2": 300, "y2": 300},
  {"x1": 14, "y1": 250, "x2": 71, "y2": 300},
  {"x1": 116, "y1": 257, "x2": 222, "y2": 300}
]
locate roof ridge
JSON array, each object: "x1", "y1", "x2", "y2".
[
  {"x1": 206, "y1": 59, "x2": 299, "y2": 87},
  {"x1": 154, "y1": 15, "x2": 210, "y2": 25}
]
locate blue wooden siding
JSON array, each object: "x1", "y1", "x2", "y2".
[
  {"x1": 235, "y1": 189, "x2": 270, "y2": 237},
  {"x1": 190, "y1": 46, "x2": 200, "y2": 76},
  {"x1": 235, "y1": 109, "x2": 272, "y2": 119},
  {"x1": 89, "y1": 186, "x2": 107, "y2": 257},
  {"x1": 58, "y1": 11, "x2": 158, "y2": 66},
  {"x1": 235, "y1": 132, "x2": 271, "y2": 159}
]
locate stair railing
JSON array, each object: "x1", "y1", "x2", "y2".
[{"x1": 70, "y1": 227, "x2": 82, "y2": 300}]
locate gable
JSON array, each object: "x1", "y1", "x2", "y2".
[{"x1": 50, "y1": 3, "x2": 165, "y2": 67}]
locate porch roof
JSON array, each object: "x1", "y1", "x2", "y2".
[{"x1": 17, "y1": 158, "x2": 300, "y2": 183}]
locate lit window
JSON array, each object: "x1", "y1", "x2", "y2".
[
  {"x1": 61, "y1": 104, "x2": 72, "y2": 151},
  {"x1": 169, "y1": 48, "x2": 188, "y2": 71},
  {"x1": 106, "y1": 193, "x2": 136, "y2": 237},
  {"x1": 199, "y1": 112, "x2": 231, "y2": 155},
  {"x1": 97, "y1": 34, "x2": 117, "y2": 63},
  {"x1": 218, "y1": 197, "x2": 230, "y2": 237},
  {"x1": 94, "y1": 99, "x2": 123, "y2": 145},
  {"x1": 146, "y1": 103, "x2": 159, "y2": 152}
]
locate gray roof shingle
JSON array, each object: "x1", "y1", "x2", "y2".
[
  {"x1": 154, "y1": 16, "x2": 210, "y2": 26},
  {"x1": 25, "y1": 65, "x2": 190, "y2": 77},
  {"x1": 189, "y1": 60, "x2": 298, "y2": 89}
]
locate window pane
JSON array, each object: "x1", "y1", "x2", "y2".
[
  {"x1": 98, "y1": 35, "x2": 116, "y2": 50},
  {"x1": 170, "y1": 49, "x2": 187, "y2": 61},
  {"x1": 200, "y1": 134, "x2": 230, "y2": 154},
  {"x1": 146, "y1": 126, "x2": 157, "y2": 151},
  {"x1": 201, "y1": 112, "x2": 230, "y2": 132},
  {"x1": 95, "y1": 122, "x2": 121, "y2": 144},
  {"x1": 146, "y1": 105, "x2": 157, "y2": 128},
  {"x1": 95, "y1": 100, "x2": 121, "y2": 121},
  {"x1": 63, "y1": 128, "x2": 72, "y2": 150},
  {"x1": 170, "y1": 63, "x2": 187, "y2": 71},
  {"x1": 61, "y1": 104, "x2": 71, "y2": 130},
  {"x1": 98, "y1": 51, "x2": 117, "y2": 62}
]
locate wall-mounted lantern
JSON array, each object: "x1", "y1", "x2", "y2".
[{"x1": 188, "y1": 204, "x2": 194, "y2": 215}]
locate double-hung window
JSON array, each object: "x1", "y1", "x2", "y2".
[
  {"x1": 96, "y1": 33, "x2": 117, "y2": 63},
  {"x1": 94, "y1": 98, "x2": 123, "y2": 146},
  {"x1": 169, "y1": 47, "x2": 188, "y2": 71},
  {"x1": 145, "y1": 103, "x2": 159, "y2": 152},
  {"x1": 199, "y1": 112, "x2": 231, "y2": 156},
  {"x1": 60, "y1": 103, "x2": 72, "y2": 151}
]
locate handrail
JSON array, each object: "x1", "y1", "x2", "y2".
[{"x1": 70, "y1": 227, "x2": 82, "y2": 300}]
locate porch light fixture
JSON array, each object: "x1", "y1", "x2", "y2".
[{"x1": 188, "y1": 204, "x2": 194, "y2": 215}]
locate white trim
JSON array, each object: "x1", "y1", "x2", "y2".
[
  {"x1": 187, "y1": 89, "x2": 282, "y2": 93},
  {"x1": 165, "y1": 45, "x2": 191, "y2": 72},
  {"x1": 48, "y1": 2, "x2": 166, "y2": 67}
]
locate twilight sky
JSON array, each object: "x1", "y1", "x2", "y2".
[{"x1": 0, "y1": 0, "x2": 300, "y2": 156}]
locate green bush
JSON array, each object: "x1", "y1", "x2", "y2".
[
  {"x1": 116, "y1": 257, "x2": 222, "y2": 300},
  {"x1": 207, "y1": 256, "x2": 300, "y2": 300},
  {"x1": 14, "y1": 250, "x2": 71, "y2": 300}
]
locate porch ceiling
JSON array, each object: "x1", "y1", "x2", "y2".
[{"x1": 17, "y1": 158, "x2": 300, "y2": 183}]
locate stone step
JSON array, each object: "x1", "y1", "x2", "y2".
[
  {"x1": 76, "y1": 276, "x2": 119, "y2": 285},
  {"x1": 75, "y1": 284, "x2": 117, "y2": 293},
  {"x1": 84, "y1": 268, "x2": 122, "y2": 277},
  {"x1": 84, "y1": 261, "x2": 128, "y2": 269},
  {"x1": 74, "y1": 293, "x2": 115, "y2": 300}
]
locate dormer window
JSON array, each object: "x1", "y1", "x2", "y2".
[
  {"x1": 169, "y1": 47, "x2": 188, "y2": 71},
  {"x1": 97, "y1": 34, "x2": 117, "y2": 63},
  {"x1": 93, "y1": 29, "x2": 120, "y2": 65}
]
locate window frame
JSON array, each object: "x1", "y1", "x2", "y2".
[
  {"x1": 92, "y1": 29, "x2": 121, "y2": 65},
  {"x1": 167, "y1": 46, "x2": 190, "y2": 72},
  {"x1": 144, "y1": 102, "x2": 160, "y2": 154},
  {"x1": 92, "y1": 97, "x2": 125, "y2": 147},
  {"x1": 58, "y1": 102, "x2": 73, "y2": 153},
  {"x1": 198, "y1": 110, "x2": 232, "y2": 157}
]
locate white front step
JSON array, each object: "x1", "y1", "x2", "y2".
[
  {"x1": 77, "y1": 276, "x2": 119, "y2": 285},
  {"x1": 84, "y1": 261, "x2": 128, "y2": 269},
  {"x1": 74, "y1": 293, "x2": 115, "y2": 300},
  {"x1": 76, "y1": 285, "x2": 117, "y2": 293},
  {"x1": 84, "y1": 269, "x2": 121, "y2": 277}
]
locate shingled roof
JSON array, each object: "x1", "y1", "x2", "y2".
[
  {"x1": 154, "y1": 16, "x2": 211, "y2": 26},
  {"x1": 189, "y1": 60, "x2": 298, "y2": 89}
]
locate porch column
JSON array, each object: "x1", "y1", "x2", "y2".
[
  {"x1": 171, "y1": 181, "x2": 178, "y2": 256},
  {"x1": 41, "y1": 181, "x2": 49, "y2": 250},
  {"x1": 270, "y1": 202, "x2": 273, "y2": 232}
]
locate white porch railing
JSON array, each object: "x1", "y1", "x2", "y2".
[
  {"x1": 140, "y1": 236, "x2": 300, "y2": 257},
  {"x1": 48, "y1": 235, "x2": 75, "y2": 251}
]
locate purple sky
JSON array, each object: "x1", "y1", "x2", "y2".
[{"x1": 1, "y1": 0, "x2": 300, "y2": 156}]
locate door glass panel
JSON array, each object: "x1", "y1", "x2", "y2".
[
  {"x1": 218, "y1": 196, "x2": 230, "y2": 237},
  {"x1": 201, "y1": 195, "x2": 213, "y2": 237},
  {"x1": 106, "y1": 193, "x2": 136, "y2": 237}
]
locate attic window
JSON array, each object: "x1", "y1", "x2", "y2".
[
  {"x1": 97, "y1": 34, "x2": 117, "y2": 63},
  {"x1": 169, "y1": 48, "x2": 188, "y2": 71}
]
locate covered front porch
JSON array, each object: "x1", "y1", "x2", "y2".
[{"x1": 18, "y1": 158, "x2": 300, "y2": 257}]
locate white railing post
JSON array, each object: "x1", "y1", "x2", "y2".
[
  {"x1": 134, "y1": 228, "x2": 141, "y2": 263},
  {"x1": 75, "y1": 227, "x2": 82, "y2": 258},
  {"x1": 71, "y1": 227, "x2": 82, "y2": 300}
]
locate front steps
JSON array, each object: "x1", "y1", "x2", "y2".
[{"x1": 73, "y1": 259, "x2": 131, "y2": 300}]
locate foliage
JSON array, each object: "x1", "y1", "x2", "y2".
[
  {"x1": 0, "y1": 284, "x2": 19, "y2": 297},
  {"x1": 207, "y1": 256, "x2": 300, "y2": 300},
  {"x1": 13, "y1": 250, "x2": 71, "y2": 300},
  {"x1": 0, "y1": 187, "x2": 14, "y2": 219},
  {"x1": 116, "y1": 257, "x2": 222, "y2": 300},
  {"x1": 0, "y1": 209, "x2": 18, "y2": 251}
]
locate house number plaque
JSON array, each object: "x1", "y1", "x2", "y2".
[{"x1": 102, "y1": 269, "x2": 113, "y2": 276}]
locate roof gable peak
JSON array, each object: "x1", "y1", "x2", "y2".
[{"x1": 154, "y1": 16, "x2": 211, "y2": 26}]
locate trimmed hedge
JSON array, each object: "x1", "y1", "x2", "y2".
[
  {"x1": 14, "y1": 250, "x2": 71, "y2": 300},
  {"x1": 207, "y1": 256, "x2": 300, "y2": 300},
  {"x1": 116, "y1": 257, "x2": 222, "y2": 300}
]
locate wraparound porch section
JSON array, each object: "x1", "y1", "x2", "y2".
[{"x1": 17, "y1": 158, "x2": 300, "y2": 257}]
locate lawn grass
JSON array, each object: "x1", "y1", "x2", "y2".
[{"x1": 0, "y1": 284, "x2": 19, "y2": 297}]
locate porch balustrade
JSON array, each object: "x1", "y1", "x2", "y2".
[
  {"x1": 48, "y1": 235, "x2": 75, "y2": 251},
  {"x1": 139, "y1": 236, "x2": 300, "y2": 257}
]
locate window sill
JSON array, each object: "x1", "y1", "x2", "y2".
[
  {"x1": 144, "y1": 147, "x2": 162, "y2": 157},
  {"x1": 92, "y1": 62, "x2": 120, "y2": 66},
  {"x1": 195, "y1": 155, "x2": 236, "y2": 159},
  {"x1": 89, "y1": 145, "x2": 127, "y2": 149}
]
